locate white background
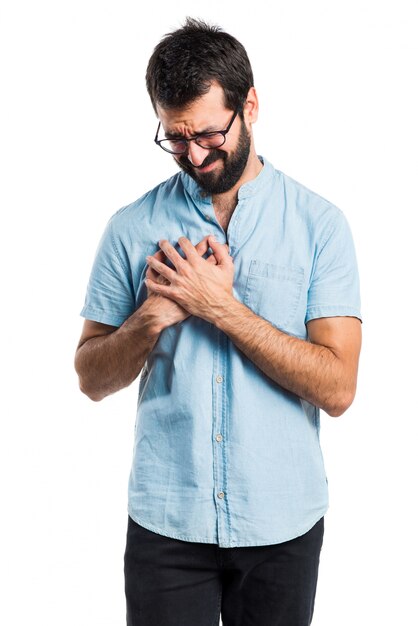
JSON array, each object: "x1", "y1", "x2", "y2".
[{"x1": 1, "y1": 0, "x2": 417, "y2": 624}]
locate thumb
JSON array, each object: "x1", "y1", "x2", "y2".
[{"x1": 209, "y1": 236, "x2": 230, "y2": 265}]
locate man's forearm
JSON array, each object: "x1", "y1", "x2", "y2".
[
  {"x1": 212, "y1": 297, "x2": 352, "y2": 417},
  {"x1": 75, "y1": 301, "x2": 162, "y2": 402}
]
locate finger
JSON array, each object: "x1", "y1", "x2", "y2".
[
  {"x1": 146, "y1": 255, "x2": 177, "y2": 282},
  {"x1": 158, "y1": 239, "x2": 186, "y2": 270},
  {"x1": 208, "y1": 236, "x2": 231, "y2": 265},
  {"x1": 146, "y1": 248, "x2": 168, "y2": 278},
  {"x1": 146, "y1": 266, "x2": 159, "y2": 280},
  {"x1": 152, "y1": 249, "x2": 166, "y2": 261},
  {"x1": 194, "y1": 236, "x2": 212, "y2": 257},
  {"x1": 146, "y1": 263, "x2": 170, "y2": 285},
  {"x1": 148, "y1": 267, "x2": 169, "y2": 285},
  {"x1": 145, "y1": 277, "x2": 168, "y2": 295},
  {"x1": 195, "y1": 235, "x2": 229, "y2": 263},
  {"x1": 145, "y1": 278, "x2": 179, "y2": 302},
  {"x1": 177, "y1": 236, "x2": 200, "y2": 263}
]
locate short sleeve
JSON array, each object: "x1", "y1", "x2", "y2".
[
  {"x1": 305, "y1": 209, "x2": 362, "y2": 324},
  {"x1": 80, "y1": 216, "x2": 135, "y2": 327}
]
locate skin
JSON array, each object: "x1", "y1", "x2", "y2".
[
  {"x1": 156, "y1": 82, "x2": 263, "y2": 222},
  {"x1": 75, "y1": 82, "x2": 362, "y2": 415},
  {"x1": 74, "y1": 235, "x2": 220, "y2": 401},
  {"x1": 145, "y1": 236, "x2": 361, "y2": 417}
]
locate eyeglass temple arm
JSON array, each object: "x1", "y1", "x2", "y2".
[{"x1": 154, "y1": 121, "x2": 162, "y2": 143}]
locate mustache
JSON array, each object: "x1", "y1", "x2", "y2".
[{"x1": 179, "y1": 149, "x2": 226, "y2": 170}]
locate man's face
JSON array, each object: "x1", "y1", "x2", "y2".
[{"x1": 156, "y1": 83, "x2": 252, "y2": 195}]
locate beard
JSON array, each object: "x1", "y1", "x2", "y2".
[{"x1": 175, "y1": 118, "x2": 251, "y2": 195}]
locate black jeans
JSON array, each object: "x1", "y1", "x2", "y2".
[{"x1": 124, "y1": 515, "x2": 324, "y2": 626}]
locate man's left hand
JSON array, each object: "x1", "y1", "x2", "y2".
[{"x1": 145, "y1": 236, "x2": 234, "y2": 323}]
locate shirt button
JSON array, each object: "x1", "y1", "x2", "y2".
[
  {"x1": 205, "y1": 214, "x2": 211, "y2": 220},
  {"x1": 215, "y1": 434, "x2": 223, "y2": 442},
  {"x1": 217, "y1": 492, "x2": 225, "y2": 499},
  {"x1": 216, "y1": 375, "x2": 223, "y2": 383}
]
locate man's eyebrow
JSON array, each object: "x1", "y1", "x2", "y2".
[
  {"x1": 164, "y1": 131, "x2": 185, "y2": 140},
  {"x1": 164, "y1": 125, "x2": 219, "y2": 139}
]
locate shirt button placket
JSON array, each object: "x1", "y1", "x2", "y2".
[{"x1": 215, "y1": 374, "x2": 225, "y2": 527}]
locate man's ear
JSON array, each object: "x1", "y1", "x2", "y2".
[{"x1": 243, "y1": 86, "x2": 259, "y2": 125}]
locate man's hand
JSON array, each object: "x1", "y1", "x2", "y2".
[
  {"x1": 145, "y1": 236, "x2": 234, "y2": 324},
  {"x1": 144, "y1": 235, "x2": 222, "y2": 327}
]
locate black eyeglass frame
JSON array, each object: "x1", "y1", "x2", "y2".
[{"x1": 154, "y1": 108, "x2": 240, "y2": 155}]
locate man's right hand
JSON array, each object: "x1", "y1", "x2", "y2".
[
  {"x1": 75, "y1": 235, "x2": 229, "y2": 401},
  {"x1": 145, "y1": 235, "x2": 228, "y2": 328}
]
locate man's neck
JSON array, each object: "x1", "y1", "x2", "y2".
[
  {"x1": 212, "y1": 151, "x2": 263, "y2": 219},
  {"x1": 212, "y1": 194, "x2": 238, "y2": 231}
]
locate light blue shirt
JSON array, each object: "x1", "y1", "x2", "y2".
[{"x1": 80, "y1": 157, "x2": 362, "y2": 547}]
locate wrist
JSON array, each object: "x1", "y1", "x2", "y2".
[
  {"x1": 123, "y1": 299, "x2": 165, "y2": 339},
  {"x1": 210, "y1": 292, "x2": 241, "y2": 328}
]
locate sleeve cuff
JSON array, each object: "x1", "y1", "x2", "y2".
[
  {"x1": 79, "y1": 305, "x2": 128, "y2": 327},
  {"x1": 305, "y1": 305, "x2": 362, "y2": 324}
]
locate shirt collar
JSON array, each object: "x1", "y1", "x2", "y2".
[{"x1": 180, "y1": 156, "x2": 275, "y2": 204}]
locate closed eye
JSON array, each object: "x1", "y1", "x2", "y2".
[{"x1": 197, "y1": 132, "x2": 221, "y2": 139}]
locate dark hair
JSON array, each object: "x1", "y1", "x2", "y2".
[{"x1": 146, "y1": 17, "x2": 254, "y2": 114}]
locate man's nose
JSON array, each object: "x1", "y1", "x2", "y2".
[{"x1": 187, "y1": 141, "x2": 208, "y2": 167}]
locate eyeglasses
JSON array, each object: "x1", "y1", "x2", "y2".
[{"x1": 154, "y1": 109, "x2": 239, "y2": 155}]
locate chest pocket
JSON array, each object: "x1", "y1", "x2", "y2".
[{"x1": 243, "y1": 260, "x2": 304, "y2": 330}]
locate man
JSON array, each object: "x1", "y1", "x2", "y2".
[{"x1": 75, "y1": 18, "x2": 362, "y2": 626}]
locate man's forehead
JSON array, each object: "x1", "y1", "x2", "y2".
[{"x1": 156, "y1": 83, "x2": 229, "y2": 135}]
